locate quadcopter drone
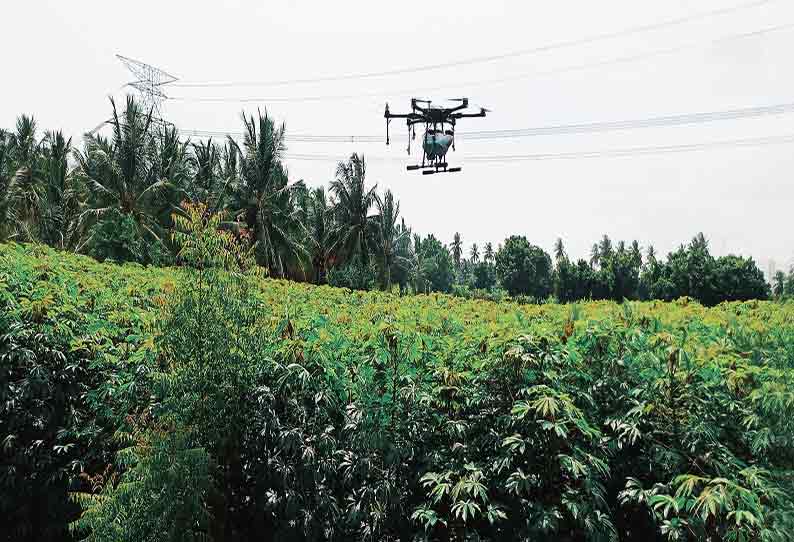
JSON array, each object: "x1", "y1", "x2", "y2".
[{"x1": 384, "y1": 98, "x2": 489, "y2": 174}]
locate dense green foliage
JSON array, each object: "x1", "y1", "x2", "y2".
[
  {"x1": 772, "y1": 269, "x2": 794, "y2": 300},
  {"x1": 1, "y1": 244, "x2": 163, "y2": 541},
  {"x1": 495, "y1": 235, "x2": 553, "y2": 299},
  {"x1": 2, "y1": 241, "x2": 793, "y2": 541},
  {"x1": 0, "y1": 97, "x2": 775, "y2": 306}
]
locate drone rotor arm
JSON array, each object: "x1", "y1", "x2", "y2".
[
  {"x1": 384, "y1": 112, "x2": 414, "y2": 119},
  {"x1": 450, "y1": 110, "x2": 487, "y2": 119}
]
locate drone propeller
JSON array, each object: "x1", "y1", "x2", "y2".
[{"x1": 413, "y1": 98, "x2": 432, "y2": 103}]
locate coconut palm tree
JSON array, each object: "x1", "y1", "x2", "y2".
[
  {"x1": 228, "y1": 110, "x2": 306, "y2": 277},
  {"x1": 3, "y1": 115, "x2": 44, "y2": 240},
  {"x1": 0, "y1": 129, "x2": 14, "y2": 241},
  {"x1": 484, "y1": 242, "x2": 494, "y2": 264},
  {"x1": 590, "y1": 243, "x2": 600, "y2": 268},
  {"x1": 150, "y1": 123, "x2": 191, "y2": 229},
  {"x1": 783, "y1": 264, "x2": 794, "y2": 296},
  {"x1": 208, "y1": 140, "x2": 240, "y2": 216},
  {"x1": 554, "y1": 238, "x2": 566, "y2": 260},
  {"x1": 451, "y1": 232, "x2": 463, "y2": 269},
  {"x1": 37, "y1": 131, "x2": 89, "y2": 250},
  {"x1": 188, "y1": 138, "x2": 221, "y2": 207},
  {"x1": 596, "y1": 235, "x2": 613, "y2": 266},
  {"x1": 305, "y1": 186, "x2": 334, "y2": 284},
  {"x1": 410, "y1": 232, "x2": 427, "y2": 293},
  {"x1": 391, "y1": 218, "x2": 413, "y2": 293},
  {"x1": 773, "y1": 271, "x2": 786, "y2": 298},
  {"x1": 599, "y1": 235, "x2": 613, "y2": 258},
  {"x1": 470, "y1": 243, "x2": 479, "y2": 264},
  {"x1": 8, "y1": 115, "x2": 41, "y2": 185},
  {"x1": 630, "y1": 240, "x2": 642, "y2": 268},
  {"x1": 646, "y1": 245, "x2": 656, "y2": 263},
  {"x1": 77, "y1": 96, "x2": 173, "y2": 250},
  {"x1": 372, "y1": 189, "x2": 408, "y2": 290},
  {"x1": 330, "y1": 153, "x2": 377, "y2": 266}
]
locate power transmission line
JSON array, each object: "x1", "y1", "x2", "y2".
[
  {"x1": 178, "y1": 100, "x2": 794, "y2": 143},
  {"x1": 278, "y1": 133, "x2": 794, "y2": 163},
  {"x1": 168, "y1": 21, "x2": 794, "y2": 105},
  {"x1": 172, "y1": 0, "x2": 773, "y2": 88},
  {"x1": 461, "y1": 102, "x2": 794, "y2": 139},
  {"x1": 464, "y1": 134, "x2": 794, "y2": 162}
]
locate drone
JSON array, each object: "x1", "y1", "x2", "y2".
[{"x1": 384, "y1": 98, "x2": 489, "y2": 174}]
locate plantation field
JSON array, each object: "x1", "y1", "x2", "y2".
[
  {"x1": 2, "y1": 241, "x2": 794, "y2": 541},
  {"x1": 3, "y1": 242, "x2": 789, "y2": 361}
]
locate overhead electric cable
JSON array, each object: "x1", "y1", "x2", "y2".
[
  {"x1": 172, "y1": 0, "x2": 773, "y2": 88},
  {"x1": 277, "y1": 133, "x2": 794, "y2": 163},
  {"x1": 461, "y1": 102, "x2": 794, "y2": 139},
  {"x1": 168, "y1": 21, "x2": 794, "y2": 104},
  {"x1": 464, "y1": 134, "x2": 794, "y2": 162},
  {"x1": 178, "y1": 100, "x2": 794, "y2": 143}
]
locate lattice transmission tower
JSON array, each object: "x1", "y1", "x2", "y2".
[{"x1": 116, "y1": 54, "x2": 179, "y2": 121}]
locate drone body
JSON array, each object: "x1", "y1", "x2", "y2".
[{"x1": 384, "y1": 98, "x2": 489, "y2": 174}]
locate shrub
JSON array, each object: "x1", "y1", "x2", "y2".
[
  {"x1": 327, "y1": 260, "x2": 377, "y2": 291},
  {"x1": 89, "y1": 209, "x2": 172, "y2": 266}
]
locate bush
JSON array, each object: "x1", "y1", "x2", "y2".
[
  {"x1": 0, "y1": 244, "x2": 157, "y2": 542},
  {"x1": 89, "y1": 209, "x2": 172, "y2": 266},
  {"x1": 0, "y1": 316, "x2": 102, "y2": 542},
  {"x1": 450, "y1": 283, "x2": 472, "y2": 299},
  {"x1": 327, "y1": 260, "x2": 377, "y2": 291},
  {"x1": 451, "y1": 284, "x2": 509, "y2": 303}
]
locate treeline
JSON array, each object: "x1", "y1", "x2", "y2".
[
  {"x1": 446, "y1": 232, "x2": 771, "y2": 305},
  {"x1": 0, "y1": 96, "x2": 772, "y2": 304}
]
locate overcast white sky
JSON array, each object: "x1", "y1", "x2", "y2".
[{"x1": 3, "y1": 0, "x2": 793, "y2": 275}]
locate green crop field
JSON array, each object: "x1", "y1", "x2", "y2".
[{"x1": 2, "y1": 241, "x2": 794, "y2": 541}]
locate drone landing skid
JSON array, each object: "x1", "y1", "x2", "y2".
[{"x1": 414, "y1": 165, "x2": 462, "y2": 175}]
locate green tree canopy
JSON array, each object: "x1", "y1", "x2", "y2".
[
  {"x1": 372, "y1": 189, "x2": 407, "y2": 290},
  {"x1": 711, "y1": 255, "x2": 770, "y2": 302},
  {"x1": 228, "y1": 110, "x2": 306, "y2": 276},
  {"x1": 77, "y1": 97, "x2": 182, "y2": 263},
  {"x1": 419, "y1": 234, "x2": 454, "y2": 293},
  {"x1": 495, "y1": 235, "x2": 553, "y2": 298},
  {"x1": 330, "y1": 153, "x2": 377, "y2": 266}
]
